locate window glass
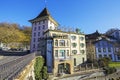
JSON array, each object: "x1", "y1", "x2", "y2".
[
  {"x1": 67, "y1": 50, "x2": 69, "y2": 56},
  {"x1": 38, "y1": 26, "x2": 40, "y2": 30},
  {"x1": 103, "y1": 48, "x2": 106, "y2": 52},
  {"x1": 72, "y1": 43, "x2": 77, "y2": 48},
  {"x1": 59, "y1": 50, "x2": 65, "y2": 57},
  {"x1": 55, "y1": 40, "x2": 58, "y2": 46},
  {"x1": 80, "y1": 37, "x2": 84, "y2": 41},
  {"x1": 71, "y1": 36, "x2": 76, "y2": 40},
  {"x1": 72, "y1": 50, "x2": 77, "y2": 54},
  {"x1": 59, "y1": 40, "x2": 65, "y2": 46},
  {"x1": 55, "y1": 50, "x2": 58, "y2": 57},
  {"x1": 80, "y1": 43, "x2": 84, "y2": 48},
  {"x1": 74, "y1": 58, "x2": 76, "y2": 66},
  {"x1": 99, "y1": 54, "x2": 102, "y2": 58},
  {"x1": 81, "y1": 50, "x2": 85, "y2": 54},
  {"x1": 34, "y1": 27, "x2": 36, "y2": 31},
  {"x1": 98, "y1": 48, "x2": 101, "y2": 52},
  {"x1": 108, "y1": 48, "x2": 111, "y2": 52},
  {"x1": 43, "y1": 25, "x2": 45, "y2": 29},
  {"x1": 38, "y1": 32, "x2": 40, "y2": 36}
]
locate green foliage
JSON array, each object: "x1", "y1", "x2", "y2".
[
  {"x1": 0, "y1": 22, "x2": 31, "y2": 47},
  {"x1": 103, "y1": 67, "x2": 117, "y2": 75},
  {"x1": 76, "y1": 28, "x2": 81, "y2": 33},
  {"x1": 34, "y1": 56, "x2": 49, "y2": 80},
  {"x1": 109, "y1": 62, "x2": 120, "y2": 68},
  {"x1": 98, "y1": 57, "x2": 111, "y2": 67},
  {"x1": 42, "y1": 66, "x2": 49, "y2": 80},
  {"x1": 34, "y1": 56, "x2": 44, "y2": 80}
]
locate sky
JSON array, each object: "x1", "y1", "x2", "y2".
[{"x1": 0, "y1": 0, "x2": 120, "y2": 34}]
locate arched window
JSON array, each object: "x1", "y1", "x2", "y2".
[
  {"x1": 59, "y1": 40, "x2": 65, "y2": 46},
  {"x1": 72, "y1": 43, "x2": 77, "y2": 48},
  {"x1": 80, "y1": 43, "x2": 84, "y2": 48}
]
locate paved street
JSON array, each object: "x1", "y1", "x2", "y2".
[{"x1": 0, "y1": 51, "x2": 34, "y2": 80}]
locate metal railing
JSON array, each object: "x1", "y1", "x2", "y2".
[{"x1": 0, "y1": 53, "x2": 35, "y2": 80}]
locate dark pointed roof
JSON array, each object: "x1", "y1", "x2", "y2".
[
  {"x1": 35, "y1": 8, "x2": 50, "y2": 19},
  {"x1": 86, "y1": 30, "x2": 101, "y2": 39},
  {"x1": 29, "y1": 7, "x2": 59, "y2": 26}
]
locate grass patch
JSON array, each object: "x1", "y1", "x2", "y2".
[{"x1": 109, "y1": 62, "x2": 120, "y2": 68}]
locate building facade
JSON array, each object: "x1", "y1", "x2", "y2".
[
  {"x1": 29, "y1": 8, "x2": 87, "y2": 75},
  {"x1": 44, "y1": 30, "x2": 86, "y2": 74},
  {"x1": 29, "y1": 8, "x2": 58, "y2": 53},
  {"x1": 86, "y1": 31, "x2": 120, "y2": 62},
  {"x1": 94, "y1": 37, "x2": 115, "y2": 61}
]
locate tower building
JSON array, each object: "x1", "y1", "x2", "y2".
[
  {"x1": 29, "y1": 8, "x2": 58, "y2": 52},
  {"x1": 29, "y1": 7, "x2": 87, "y2": 75}
]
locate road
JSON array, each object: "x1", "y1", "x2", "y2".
[{"x1": 0, "y1": 51, "x2": 34, "y2": 80}]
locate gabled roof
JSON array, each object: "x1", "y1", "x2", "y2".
[{"x1": 86, "y1": 30, "x2": 101, "y2": 39}]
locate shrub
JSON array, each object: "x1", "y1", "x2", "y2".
[{"x1": 103, "y1": 67, "x2": 117, "y2": 75}]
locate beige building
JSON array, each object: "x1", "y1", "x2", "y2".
[
  {"x1": 29, "y1": 7, "x2": 87, "y2": 75},
  {"x1": 45, "y1": 30, "x2": 86, "y2": 74}
]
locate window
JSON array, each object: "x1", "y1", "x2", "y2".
[
  {"x1": 72, "y1": 43, "x2": 77, "y2": 48},
  {"x1": 104, "y1": 54, "x2": 107, "y2": 57},
  {"x1": 55, "y1": 40, "x2": 58, "y2": 46},
  {"x1": 34, "y1": 27, "x2": 36, "y2": 31},
  {"x1": 81, "y1": 50, "x2": 85, "y2": 54},
  {"x1": 82, "y1": 57, "x2": 85, "y2": 63},
  {"x1": 67, "y1": 40, "x2": 69, "y2": 46},
  {"x1": 53, "y1": 34, "x2": 57, "y2": 37},
  {"x1": 99, "y1": 54, "x2": 102, "y2": 58},
  {"x1": 103, "y1": 48, "x2": 106, "y2": 52},
  {"x1": 38, "y1": 38, "x2": 40, "y2": 42},
  {"x1": 34, "y1": 33, "x2": 36, "y2": 37},
  {"x1": 34, "y1": 22, "x2": 36, "y2": 25},
  {"x1": 80, "y1": 37, "x2": 84, "y2": 41},
  {"x1": 59, "y1": 50, "x2": 65, "y2": 57},
  {"x1": 117, "y1": 55, "x2": 120, "y2": 60},
  {"x1": 38, "y1": 26, "x2": 40, "y2": 30},
  {"x1": 98, "y1": 48, "x2": 101, "y2": 52},
  {"x1": 59, "y1": 40, "x2": 65, "y2": 46},
  {"x1": 33, "y1": 44, "x2": 35, "y2": 48},
  {"x1": 71, "y1": 36, "x2": 76, "y2": 40},
  {"x1": 74, "y1": 58, "x2": 76, "y2": 66},
  {"x1": 37, "y1": 44, "x2": 40, "y2": 48},
  {"x1": 43, "y1": 25, "x2": 45, "y2": 29},
  {"x1": 50, "y1": 26, "x2": 52, "y2": 29},
  {"x1": 108, "y1": 48, "x2": 111, "y2": 52},
  {"x1": 72, "y1": 50, "x2": 77, "y2": 54},
  {"x1": 109, "y1": 54, "x2": 112, "y2": 60},
  {"x1": 67, "y1": 50, "x2": 69, "y2": 56},
  {"x1": 55, "y1": 50, "x2": 58, "y2": 57},
  {"x1": 33, "y1": 38, "x2": 36, "y2": 42},
  {"x1": 80, "y1": 43, "x2": 84, "y2": 48},
  {"x1": 38, "y1": 32, "x2": 40, "y2": 36},
  {"x1": 42, "y1": 31, "x2": 44, "y2": 35}
]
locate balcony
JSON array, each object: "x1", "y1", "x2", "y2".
[{"x1": 54, "y1": 56, "x2": 72, "y2": 62}]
